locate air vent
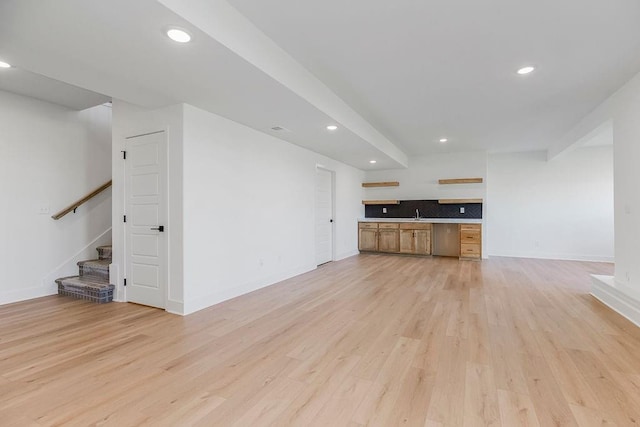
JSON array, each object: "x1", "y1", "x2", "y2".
[{"x1": 270, "y1": 126, "x2": 291, "y2": 132}]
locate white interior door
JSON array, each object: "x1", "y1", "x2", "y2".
[
  {"x1": 315, "y1": 168, "x2": 334, "y2": 265},
  {"x1": 125, "y1": 131, "x2": 167, "y2": 309}
]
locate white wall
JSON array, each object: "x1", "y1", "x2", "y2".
[
  {"x1": 487, "y1": 148, "x2": 614, "y2": 261},
  {"x1": 363, "y1": 152, "x2": 487, "y2": 201},
  {"x1": 111, "y1": 102, "x2": 363, "y2": 315},
  {"x1": 0, "y1": 90, "x2": 112, "y2": 305},
  {"x1": 181, "y1": 104, "x2": 363, "y2": 314},
  {"x1": 551, "y1": 69, "x2": 640, "y2": 325}
]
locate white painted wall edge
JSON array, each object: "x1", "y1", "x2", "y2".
[
  {"x1": 0, "y1": 227, "x2": 112, "y2": 306},
  {"x1": 182, "y1": 263, "x2": 316, "y2": 316},
  {"x1": 488, "y1": 252, "x2": 614, "y2": 263},
  {"x1": 166, "y1": 299, "x2": 184, "y2": 316},
  {"x1": 591, "y1": 274, "x2": 640, "y2": 328},
  {"x1": 335, "y1": 250, "x2": 360, "y2": 261}
]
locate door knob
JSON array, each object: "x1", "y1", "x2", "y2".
[{"x1": 151, "y1": 225, "x2": 165, "y2": 232}]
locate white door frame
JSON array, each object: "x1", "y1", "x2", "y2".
[
  {"x1": 315, "y1": 166, "x2": 336, "y2": 264},
  {"x1": 123, "y1": 129, "x2": 168, "y2": 309}
]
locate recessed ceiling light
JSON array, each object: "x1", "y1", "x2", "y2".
[
  {"x1": 0, "y1": 61, "x2": 11, "y2": 68},
  {"x1": 517, "y1": 66, "x2": 535, "y2": 75},
  {"x1": 167, "y1": 28, "x2": 192, "y2": 43},
  {"x1": 369, "y1": 160, "x2": 377, "y2": 164},
  {"x1": 439, "y1": 138, "x2": 448, "y2": 143},
  {"x1": 326, "y1": 125, "x2": 338, "y2": 131}
]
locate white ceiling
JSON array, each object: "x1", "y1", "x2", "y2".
[
  {"x1": 228, "y1": 0, "x2": 640, "y2": 155},
  {"x1": 0, "y1": 0, "x2": 638, "y2": 169},
  {"x1": 0, "y1": 67, "x2": 109, "y2": 110}
]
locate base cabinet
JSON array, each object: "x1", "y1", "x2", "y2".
[
  {"x1": 378, "y1": 224, "x2": 400, "y2": 252},
  {"x1": 399, "y1": 223, "x2": 432, "y2": 255},
  {"x1": 459, "y1": 224, "x2": 481, "y2": 259},
  {"x1": 358, "y1": 224, "x2": 378, "y2": 252},
  {"x1": 359, "y1": 221, "x2": 481, "y2": 260}
]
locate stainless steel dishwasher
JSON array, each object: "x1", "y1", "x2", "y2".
[{"x1": 433, "y1": 223, "x2": 460, "y2": 257}]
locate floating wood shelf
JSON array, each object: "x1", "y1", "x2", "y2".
[
  {"x1": 438, "y1": 178, "x2": 483, "y2": 185},
  {"x1": 361, "y1": 181, "x2": 400, "y2": 188},
  {"x1": 438, "y1": 198, "x2": 483, "y2": 204},
  {"x1": 362, "y1": 200, "x2": 400, "y2": 205}
]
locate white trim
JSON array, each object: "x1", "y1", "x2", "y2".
[
  {"x1": 591, "y1": 275, "x2": 640, "y2": 328},
  {"x1": 0, "y1": 285, "x2": 57, "y2": 306},
  {"x1": 165, "y1": 299, "x2": 184, "y2": 315},
  {"x1": 182, "y1": 264, "x2": 316, "y2": 316},
  {"x1": 487, "y1": 252, "x2": 614, "y2": 263},
  {"x1": 335, "y1": 250, "x2": 360, "y2": 261},
  {"x1": 0, "y1": 228, "x2": 112, "y2": 306}
]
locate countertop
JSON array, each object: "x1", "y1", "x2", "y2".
[{"x1": 359, "y1": 217, "x2": 482, "y2": 224}]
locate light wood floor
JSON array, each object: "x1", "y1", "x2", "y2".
[{"x1": 1, "y1": 254, "x2": 638, "y2": 426}]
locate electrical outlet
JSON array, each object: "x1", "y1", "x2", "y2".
[
  {"x1": 382, "y1": 207, "x2": 387, "y2": 214},
  {"x1": 460, "y1": 207, "x2": 465, "y2": 214},
  {"x1": 38, "y1": 206, "x2": 50, "y2": 215}
]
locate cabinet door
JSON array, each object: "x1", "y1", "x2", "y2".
[
  {"x1": 415, "y1": 230, "x2": 431, "y2": 255},
  {"x1": 399, "y1": 229, "x2": 415, "y2": 253},
  {"x1": 358, "y1": 228, "x2": 378, "y2": 251},
  {"x1": 378, "y1": 229, "x2": 399, "y2": 253}
]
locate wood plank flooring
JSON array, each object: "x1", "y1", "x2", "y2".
[{"x1": 1, "y1": 254, "x2": 638, "y2": 426}]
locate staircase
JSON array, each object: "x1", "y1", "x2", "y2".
[{"x1": 55, "y1": 245, "x2": 115, "y2": 303}]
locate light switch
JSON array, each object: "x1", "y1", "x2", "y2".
[{"x1": 460, "y1": 207, "x2": 465, "y2": 214}]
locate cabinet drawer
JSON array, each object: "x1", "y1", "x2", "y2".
[
  {"x1": 399, "y1": 222, "x2": 432, "y2": 230},
  {"x1": 461, "y1": 243, "x2": 481, "y2": 256},
  {"x1": 460, "y1": 230, "x2": 481, "y2": 243},
  {"x1": 359, "y1": 222, "x2": 378, "y2": 229},
  {"x1": 379, "y1": 223, "x2": 400, "y2": 229},
  {"x1": 460, "y1": 223, "x2": 481, "y2": 231}
]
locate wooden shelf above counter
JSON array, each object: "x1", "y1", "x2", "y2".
[
  {"x1": 438, "y1": 178, "x2": 483, "y2": 185},
  {"x1": 361, "y1": 181, "x2": 400, "y2": 188},
  {"x1": 362, "y1": 200, "x2": 400, "y2": 205},
  {"x1": 438, "y1": 198, "x2": 483, "y2": 204}
]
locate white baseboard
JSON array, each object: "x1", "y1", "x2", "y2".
[
  {"x1": 182, "y1": 263, "x2": 316, "y2": 316},
  {"x1": 165, "y1": 299, "x2": 184, "y2": 315},
  {"x1": 335, "y1": 249, "x2": 359, "y2": 261},
  {"x1": 487, "y1": 251, "x2": 614, "y2": 263},
  {"x1": 591, "y1": 274, "x2": 640, "y2": 328},
  {"x1": 0, "y1": 228, "x2": 113, "y2": 307},
  {"x1": 0, "y1": 285, "x2": 58, "y2": 306}
]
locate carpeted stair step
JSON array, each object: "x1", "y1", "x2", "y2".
[
  {"x1": 78, "y1": 258, "x2": 110, "y2": 280},
  {"x1": 96, "y1": 245, "x2": 112, "y2": 261},
  {"x1": 56, "y1": 275, "x2": 114, "y2": 303}
]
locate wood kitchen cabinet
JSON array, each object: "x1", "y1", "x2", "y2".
[
  {"x1": 377, "y1": 223, "x2": 400, "y2": 253},
  {"x1": 359, "y1": 221, "x2": 480, "y2": 260},
  {"x1": 399, "y1": 223, "x2": 432, "y2": 255},
  {"x1": 459, "y1": 223, "x2": 481, "y2": 259},
  {"x1": 358, "y1": 222, "x2": 378, "y2": 252}
]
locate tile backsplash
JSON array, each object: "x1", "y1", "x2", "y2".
[{"x1": 365, "y1": 200, "x2": 482, "y2": 219}]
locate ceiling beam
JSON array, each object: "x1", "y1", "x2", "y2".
[{"x1": 157, "y1": 0, "x2": 409, "y2": 168}]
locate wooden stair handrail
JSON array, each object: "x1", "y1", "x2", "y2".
[{"x1": 51, "y1": 180, "x2": 112, "y2": 220}]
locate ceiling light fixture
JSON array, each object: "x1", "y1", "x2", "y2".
[
  {"x1": 326, "y1": 125, "x2": 338, "y2": 131},
  {"x1": 166, "y1": 28, "x2": 192, "y2": 43},
  {"x1": 0, "y1": 60, "x2": 11, "y2": 68},
  {"x1": 439, "y1": 138, "x2": 448, "y2": 143},
  {"x1": 369, "y1": 160, "x2": 377, "y2": 164},
  {"x1": 517, "y1": 66, "x2": 535, "y2": 75}
]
